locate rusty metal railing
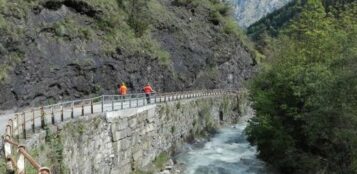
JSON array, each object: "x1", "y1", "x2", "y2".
[{"x1": 2, "y1": 89, "x2": 237, "y2": 173}]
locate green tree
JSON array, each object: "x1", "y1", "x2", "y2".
[{"x1": 247, "y1": 1, "x2": 357, "y2": 173}]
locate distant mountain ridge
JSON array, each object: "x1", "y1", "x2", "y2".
[{"x1": 232, "y1": 0, "x2": 292, "y2": 28}]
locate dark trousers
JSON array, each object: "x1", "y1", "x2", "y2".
[
  {"x1": 120, "y1": 95, "x2": 126, "y2": 100},
  {"x1": 146, "y1": 94, "x2": 150, "y2": 104}
]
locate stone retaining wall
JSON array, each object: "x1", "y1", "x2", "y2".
[{"x1": 26, "y1": 94, "x2": 243, "y2": 174}]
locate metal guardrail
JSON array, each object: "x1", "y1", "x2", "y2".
[{"x1": 2, "y1": 89, "x2": 237, "y2": 174}]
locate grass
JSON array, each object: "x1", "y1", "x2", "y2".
[
  {"x1": 88, "y1": 0, "x2": 172, "y2": 65},
  {"x1": 0, "y1": 0, "x2": 26, "y2": 83},
  {"x1": 132, "y1": 170, "x2": 154, "y2": 174},
  {"x1": 0, "y1": 52, "x2": 24, "y2": 82},
  {"x1": 179, "y1": 0, "x2": 261, "y2": 63},
  {"x1": 43, "y1": 126, "x2": 69, "y2": 173},
  {"x1": 171, "y1": 125, "x2": 176, "y2": 133},
  {"x1": 131, "y1": 151, "x2": 170, "y2": 174},
  {"x1": 176, "y1": 102, "x2": 181, "y2": 109},
  {"x1": 0, "y1": 158, "x2": 6, "y2": 173},
  {"x1": 0, "y1": 130, "x2": 65, "y2": 174},
  {"x1": 52, "y1": 18, "x2": 96, "y2": 41},
  {"x1": 153, "y1": 152, "x2": 169, "y2": 170}
]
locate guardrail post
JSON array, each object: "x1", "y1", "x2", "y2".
[
  {"x1": 5, "y1": 126, "x2": 10, "y2": 141},
  {"x1": 41, "y1": 106, "x2": 46, "y2": 129},
  {"x1": 82, "y1": 104, "x2": 84, "y2": 116},
  {"x1": 17, "y1": 146, "x2": 26, "y2": 174},
  {"x1": 61, "y1": 105, "x2": 64, "y2": 122},
  {"x1": 142, "y1": 96, "x2": 145, "y2": 106},
  {"x1": 31, "y1": 110, "x2": 35, "y2": 133},
  {"x1": 5, "y1": 157, "x2": 15, "y2": 173},
  {"x1": 22, "y1": 112, "x2": 26, "y2": 139},
  {"x1": 17, "y1": 145, "x2": 44, "y2": 173},
  {"x1": 39, "y1": 167, "x2": 51, "y2": 174},
  {"x1": 154, "y1": 95, "x2": 157, "y2": 103},
  {"x1": 121, "y1": 99, "x2": 123, "y2": 109},
  {"x1": 16, "y1": 114, "x2": 19, "y2": 141},
  {"x1": 91, "y1": 100, "x2": 94, "y2": 114},
  {"x1": 51, "y1": 107, "x2": 55, "y2": 125},
  {"x1": 111, "y1": 96, "x2": 114, "y2": 111},
  {"x1": 137, "y1": 97, "x2": 140, "y2": 107},
  {"x1": 129, "y1": 98, "x2": 132, "y2": 108},
  {"x1": 71, "y1": 102, "x2": 74, "y2": 119},
  {"x1": 9, "y1": 119, "x2": 13, "y2": 138},
  {"x1": 164, "y1": 95, "x2": 166, "y2": 102},
  {"x1": 160, "y1": 94, "x2": 162, "y2": 103},
  {"x1": 101, "y1": 96, "x2": 104, "y2": 112}
]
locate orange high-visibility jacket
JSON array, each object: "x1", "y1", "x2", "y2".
[
  {"x1": 143, "y1": 85, "x2": 153, "y2": 94},
  {"x1": 119, "y1": 85, "x2": 127, "y2": 95}
]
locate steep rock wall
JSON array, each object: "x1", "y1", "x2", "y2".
[{"x1": 0, "y1": 0, "x2": 255, "y2": 110}]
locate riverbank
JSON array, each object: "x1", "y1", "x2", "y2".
[{"x1": 167, "y1": 107, "x2": 276, "y2": 174}]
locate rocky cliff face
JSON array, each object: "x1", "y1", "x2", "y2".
[
  {"x1": 232, "y1": 0, "x2": 292, "y2": 28},
  {"x1": 0, "y1": 0, "x2": 255, "y2": 110}
]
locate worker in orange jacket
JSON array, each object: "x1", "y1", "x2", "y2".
[
  {"x1": 143, "y1": 83, "x2": 155, "y2": 104},
  {"x1": 118, "y1": 83, "x2": 128, "y2": 99}
]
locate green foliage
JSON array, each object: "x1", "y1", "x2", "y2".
[
  {"x1": 0, "y1": 0, "x2": 29, "y2": 83},
  {"x1": 0, "y1": 158, "x2": 6, "y2": 173},
  {"x1": 171, "y1": 125, "x2": 176, "y2": 133},
  {"x1": 0, "y1": 52, "x2": 23, "y2": 81},
  {"x1": 171, "y1": 0, "x2": 260, "y2": 61},
  {"x1": 153, "y1": 152, "x2": 169, "y2": 170},
  {"x1": 132, "y1": 170, "x2": 153, "y2": 174},
  {"x1": 44, "y1": 127, "x2": 69, "y2": 173},
  {"x1": 78, "y1": 123, "x2": 86, "y2": 135},
  {"x1": 176, "y1": 102, "x2": 181, "y2": 109},
  {"x1": 53, "y1": 18, "x2": 95, "y2": 40},
  {"x1": 89, "y1": 0, "x2": 171, "y2": 64},
  {"x1": 124, "y1": 0, "x2": 150, "y2": 37},
  {"x1": 247, "y1": 0, "x2": 305, "y2": 39},
  {"x1": 247, "y1": 1, "x2": 357, "y2": 173}
]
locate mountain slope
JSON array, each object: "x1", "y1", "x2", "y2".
[
  {"x1": 0, "y1": 0, "x2": 256, "y2": 110},
  {"x1": 232, "y1": 0, "x2": 292, "y2": 28}
]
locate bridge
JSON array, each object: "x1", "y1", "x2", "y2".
[{"x1": 1, "y1": 89, "x2": 240, "y2": 174}]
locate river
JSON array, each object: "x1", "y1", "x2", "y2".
[{"x1": 176, "y1": 116, "x2": 274, "y2": 174}]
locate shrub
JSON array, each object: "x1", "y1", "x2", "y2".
[
  {"x1": 209, "y1": 11, "x2": 221, "y2": 25},
  {"x1": 153, "y1": 152, "x2": 169, "y2": 170},
  {"x1": 173, "y1": 0, "x2": 194, "y2": 6}
]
